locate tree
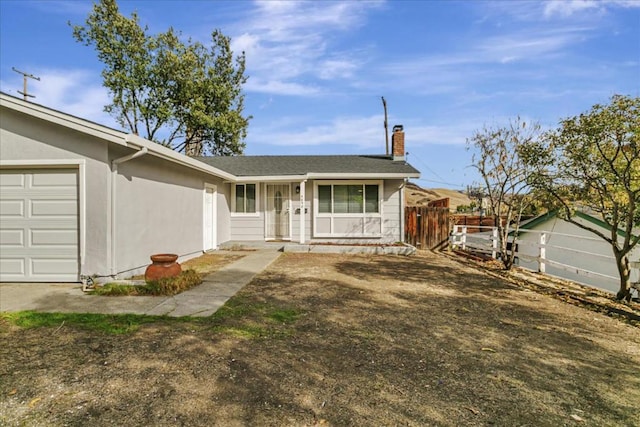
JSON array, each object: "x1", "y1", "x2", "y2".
[
  {"x1": 71, "y1": 0, "x2": 249, "y2": 155},
  {"x1": 531, "y1": 95, "x2": 640, "y2": 300},
  {"x1": 468, "y1": 118, "x2": 545, "y2": 270}
]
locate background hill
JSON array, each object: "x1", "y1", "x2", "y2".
[{"x1": 405, "y1": 182, "x2": 473, "y2": 211}]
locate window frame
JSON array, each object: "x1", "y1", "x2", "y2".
[
  {"x1": 231, "y1": 183, "x2": 260, "y2": 217},
  {"x1": 313, "y1": 180, "x2": 384, "y2": 237}
]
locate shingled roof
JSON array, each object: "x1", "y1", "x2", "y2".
[{"x1": 196, "y1": 155, "x2": 420, "y2": 177}]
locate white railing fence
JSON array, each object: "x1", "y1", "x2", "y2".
[{"x1": 451, "y1": 225, "x2": 640, "y2": 295}]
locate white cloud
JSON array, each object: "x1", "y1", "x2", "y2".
[
  {"x1": 317, "y1": 59, "x2": 359, "y2": 80},
  {"x1": 373, "y1": 25, "x2": 594, "y2": 96},
  {"x1": 245, "y1": 78, "x2": 320, "y2": 96},
  {"x1": 248, "y1": 115, "x2": 476, "y2": 149},
  {"x1": 1, "y1": 69, "x2": 114, "y2": 127},
  {"x1": 543, "y1": 0, "x2": 602, "y2": 18},
  {"x1": 227, "y1": 0, "x2": 383, "y2": 96}
]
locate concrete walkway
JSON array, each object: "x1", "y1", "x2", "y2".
[{"x1": 0, "y1": 249, "x2": 281, "y2": 318}]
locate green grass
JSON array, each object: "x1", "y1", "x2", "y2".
[
  {"x1": 0, "y1": 311, "x2": 164, "y2": 334},
  {"x1": 210, "y1": 296, "x2": 302, "y2": 339},
  {"x1": 92, "y1": 269, "x2": 202, "y2": 296},
  {"x1": 1, "y1": 293, "x2": 302, "y2": 339}
]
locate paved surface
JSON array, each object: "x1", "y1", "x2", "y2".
[{"x1": 0, "y1": 249, "x2": 281, "y2": 317}]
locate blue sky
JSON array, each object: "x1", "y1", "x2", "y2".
[{"x1": 1, "y1": 0, "x2": 639, "y2": 189}]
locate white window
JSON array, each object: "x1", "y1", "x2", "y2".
[
  {"x1": 232, "y1": 183, "x2": 258, "y2": 215},
  {"x1": 318, "y1": 184, "x2": 379, "y2": 214},
  {"x1": 314, "y1": 181, "x2": 383, "y2": 237}
]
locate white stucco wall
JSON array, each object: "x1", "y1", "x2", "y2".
[
  {"x1": 1, "y1": 105, "x2": 232, "y2": 281},
  {"x1": 516, "y1": 215, "x2": 640, "y2": 294},
  {"x1": 112, "y1": 146, "x2": 225, "y2": 277},
  {"x1": 1, "y1": 107, "x2": 111, "y2": 276}
]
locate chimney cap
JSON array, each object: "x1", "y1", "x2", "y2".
[{"x1": 393, "y1": 124, "x2": 404, "y2": 132}]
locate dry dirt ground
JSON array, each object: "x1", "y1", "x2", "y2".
[{"x1": 1, "y1": 252, "x2": 640, "y2": 426}]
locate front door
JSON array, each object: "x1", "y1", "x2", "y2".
[
  {"x1": 203, "y1": 185, "x2": 217, "y2": 250},
  {"x1": 265, "y1": 184, "x2": 291, "y2": 240}
]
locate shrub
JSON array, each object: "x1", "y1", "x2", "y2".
[
  {"x1": 141, "y1": 269, "x2": 202, "y2": 296},
  {"x1": 92, "y1": 269, "x2": 202, "y2": 296}
]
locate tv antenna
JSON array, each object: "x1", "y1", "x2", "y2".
[
  {"x1": 381, "y1": 96, "x2": 389, "y2": 155},
  {"x1": 12, "y1": 67, "x2": 40, "y2": 101}
]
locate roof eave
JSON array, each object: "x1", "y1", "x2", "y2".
[
  {"x1": 123, "y1": 134, "x2": 236, "y2": 181},
  {"x1": 1, "y1": 93, "x2": 126, "y2": 146},
  {"x1": 1, "y1": 93, "x2": 236, "y2": 182}
]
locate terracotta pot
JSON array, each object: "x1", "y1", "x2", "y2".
[{"x1": 145, "y1": 253, "x2": 182, "y2": 281}]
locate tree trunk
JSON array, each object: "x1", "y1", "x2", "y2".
[{"x1": 614, "y1": 252, "x2": 631, "y2": 301}]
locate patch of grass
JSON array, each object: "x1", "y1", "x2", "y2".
[
  {"x1": 267, "y1": 308, "x2": 300, "y2": 324},
  {"x1": 208, "y1": 296, "x2": 302, "y2": 339},
  {"x1": 181, "y1": 253, "x2": 244, "y2": 275},
  {"x1": 92, "y1": 283, "x2": 139, "y2": 296},
  {"x1": 210, "y1": 296, "x2": 258, "y2": 320},
  {"x1": 0, "y1": 311, "x2": 162, "y2": 334},
  {"x1": 211, "y1": 325, "x2": 269, "y2": 338},
  {"x1": 92, "y1": 269, "x2": 202, "y2": 296}
]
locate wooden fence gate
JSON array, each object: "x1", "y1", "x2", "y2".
[{"x1": 405, "y1": 206, "x2": 451, "y2": 250}]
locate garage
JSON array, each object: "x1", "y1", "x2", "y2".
[{"x1": 0, "y1": 168, "x2": 79, "y2": 282}]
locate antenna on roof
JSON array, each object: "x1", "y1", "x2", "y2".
[
  {"x1": 381, "y1": 96, "x2": 389, "y2": 155},
  {"x1": 12, "y1": 67, "x2": 40, "y2": 101}
]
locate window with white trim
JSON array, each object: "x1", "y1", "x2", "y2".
[
  {"x1": 318, "y1": 184, "x2": 379, "y2": 214},
  {"x1": 314, "y1": 181, "x2": 383, "y2": 237},
  {"x1": 233, "y1": 183, "x2": 257, "y2": 214}
]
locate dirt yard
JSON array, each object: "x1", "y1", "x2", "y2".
[{"x1": 1, "y1": 252, "x2": 639, "y2": 426}]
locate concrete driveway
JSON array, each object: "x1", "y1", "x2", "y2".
[{"x1": 0, "y1": 249, "x2": 281, "y2": 317}]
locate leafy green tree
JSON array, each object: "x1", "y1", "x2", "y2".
[
  {"x1": 468, "y1": 118, "x2": 544, "y2": 270},
  {"x1": 532, "y1": 95, "x2": 640, "y2": 300},
  {"x1": 71, "y1": 0, "x2": 249, "y2": 155}
]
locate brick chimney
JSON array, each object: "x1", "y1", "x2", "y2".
[{"x1": 391, "y1": 124, "x2": 405, "y2": 161}]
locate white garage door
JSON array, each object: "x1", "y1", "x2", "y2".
[{"x1": 0, "y1": 168, "x2": 79, "y2": 282}]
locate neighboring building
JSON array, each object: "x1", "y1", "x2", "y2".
[
  {"x1": 515, "y1": 210, "x2": 640, "y2": 294},
  {"x1": 0, "y1": 93, "x2": 419, "y2": 282}
]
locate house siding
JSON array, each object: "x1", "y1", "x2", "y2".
[
  {"x1": 217, "y1": 184, "x2": 231, "y2": 245},
  {"x1": 1, "y1": 105, "x2": 227, "y2": 280},
  {"x1": 229, "y1": 183, "x2": 265, "y2": 241},
  {"x1": 112, "y1": 146, "x2": 225, "y2": 277},
  {"x1": 1, "y1": 107, "x2": 110, "y2": 277},
  {"x1": 516, "y1": 215, "x2": 639, "y2": 294},
  {"x1": 382, "y1": 179, "x2": 403, "y2": 242}
]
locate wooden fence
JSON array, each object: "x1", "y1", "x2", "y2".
[{"x1": 405, "y1": 206, "x2": 450, "y2": 250}]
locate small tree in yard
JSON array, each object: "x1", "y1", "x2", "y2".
[
  {"x1": 468, "y1": 118, "x2": 545, "y2": 270},
  {"x1": 71, "y1": 0, "x2": 249, "y2": 155},
  {"x1": 531, "y1": 95, "x2": 640, "y2": 300}
]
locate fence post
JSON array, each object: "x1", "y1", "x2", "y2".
[
  {"x1": 538, "y1": 232, "x2": 546, "y2": 273},
  {"x1": 461, "y1": 226, "x2": 467, "y2": 251},
  {"x1": 491, "y1": 227, "x2": 498, "y2": 259}
]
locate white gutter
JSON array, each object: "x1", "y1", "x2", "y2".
[{"x1": 110, "y1": 146, "x2": 148, "y2": 276}]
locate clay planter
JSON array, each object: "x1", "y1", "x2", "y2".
[{"x1": 145, "y1": 253, "x2": 182, "y2": 281}]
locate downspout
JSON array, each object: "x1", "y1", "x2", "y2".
[
  {"x1": 400, "y1": 178, "x2": 407, "y2": 243},
  {"x1": 110, "y1": 146, "x2": 148, "y2": 276}
]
